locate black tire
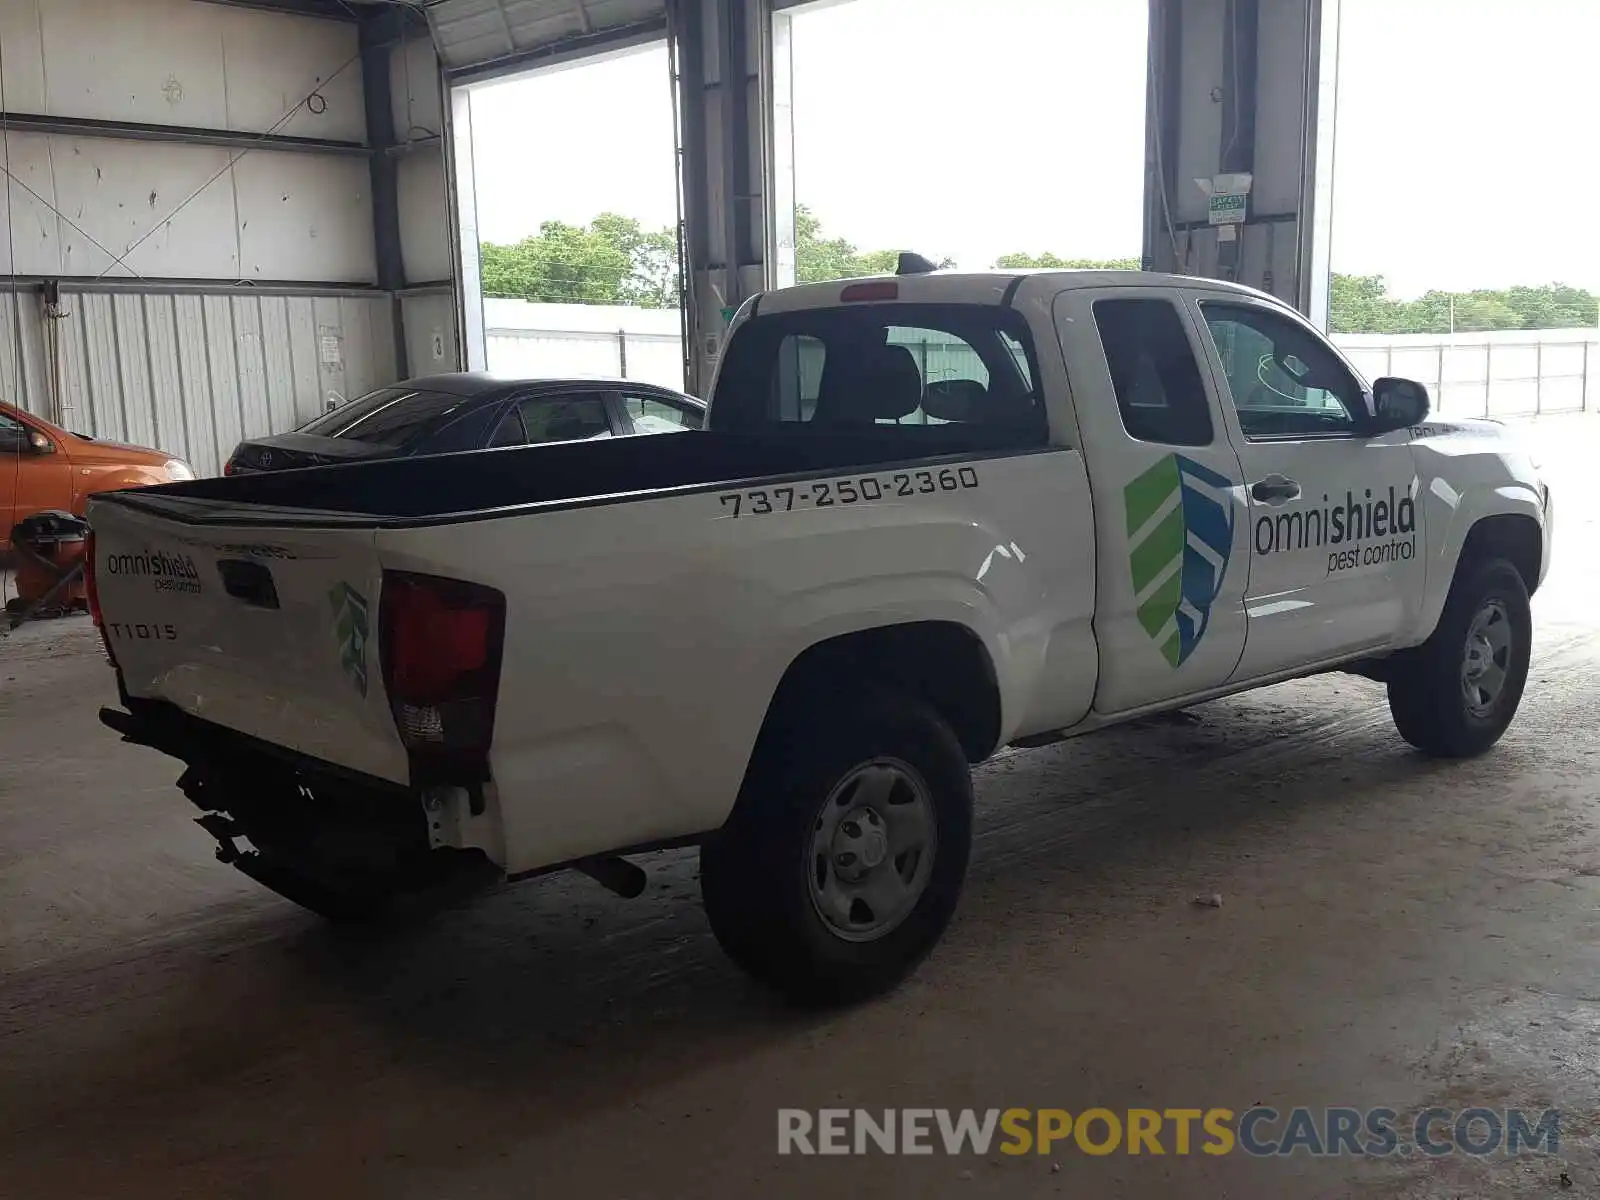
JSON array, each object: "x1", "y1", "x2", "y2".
[
  {"x1": 700, "y1": 688, "x2": 973, "y2": 1006},
  {"x1": 1388, "y1": 556, "x2": 1531, "y2": 757}
]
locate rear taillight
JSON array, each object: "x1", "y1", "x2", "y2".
[
  {"x1": 222, "y1": 459, "x2": 235, "y2": 476},
  {"x1": 379, "y1": 570, "x2": 505, "y2": 783}
]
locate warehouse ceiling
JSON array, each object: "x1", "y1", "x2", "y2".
[
  {"x1": 239, "y1": 0, "x2": 666, "y2": 75},
  {"x1": 414, "y1": 0, "x2": 666, "y2": 71}
]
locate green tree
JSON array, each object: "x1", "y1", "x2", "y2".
[
  {"x1": 481, "y1": 205, "x2": 936, "y2": 302},
  {"x1": 479, "y1": 213, "x2": 678, "y2": 307},
  {"x1": 794, "y1": 205, "x2": 951, "y2": 282},
  {"x1": 1330, "y1": 273, "x2": 1404, "y2": 334},
  {"x1": 1330, "y1": 274, "x2": 1600, "y2": 335},
  {"x1": 993, "y1": 252, "x2": 1139, "y2": 270},
  {"x1": 1502, "y1": 284, "x2": 1600, "y2": 331}
]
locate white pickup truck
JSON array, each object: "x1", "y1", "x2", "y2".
[{"x1": 89, "y1": 267, "x2": 1552, "y2": 1003}]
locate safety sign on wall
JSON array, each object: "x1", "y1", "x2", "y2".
[{"x1": 1208, "y1": 192, "x2": 1248, "y2": 226}]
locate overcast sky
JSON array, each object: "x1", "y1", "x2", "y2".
[{"x1": 467, "y1": 0, "x2": 1599, "y2": 299}]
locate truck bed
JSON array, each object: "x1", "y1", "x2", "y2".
[{"x1": 102, "y1": 426, "x2": 1029, "y2": 526}]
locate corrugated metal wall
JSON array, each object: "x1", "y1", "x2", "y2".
[{"x1": 0, "y1": 286, "x2": 398, "y2": 477}]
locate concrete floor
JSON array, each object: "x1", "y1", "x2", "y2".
[{"x1": 3, "y1": 417, "x2": 1599, "y2": 1198}]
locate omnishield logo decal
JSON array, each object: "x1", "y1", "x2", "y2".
[{"x1": 1124, "y1": 455, "x2": 1235, "y2": 667}]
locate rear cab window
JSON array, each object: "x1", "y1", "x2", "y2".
[{"x1": 711, "y1": 303, "x2": 1048, "y2": 447}]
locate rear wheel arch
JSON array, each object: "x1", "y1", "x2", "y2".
[{"x1": 759, "y1": 621, "x2": 1003, "y2": 765}]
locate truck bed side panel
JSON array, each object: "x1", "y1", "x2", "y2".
[{"x1": 375, "y1": 446, "x2": 1096, "y2": 873}]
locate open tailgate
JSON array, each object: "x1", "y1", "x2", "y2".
[{"x1": 88, "y1": 494, "x2": 409, "y2": 785}]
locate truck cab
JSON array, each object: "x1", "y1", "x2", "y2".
[{"x1": 717, "y1": 270, "x2": 1548, "y2": 721}]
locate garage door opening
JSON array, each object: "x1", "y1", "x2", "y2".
[
  {"x1": 457, "y1": 44, "x2": 686, "y2": 390},
  {"x1": 780, "y1": 0, "x2": 1149, "y2": 283}
]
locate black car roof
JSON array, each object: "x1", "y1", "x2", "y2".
[{"x1": 399, "y1": 373, "x2": 701, "y2": 403}]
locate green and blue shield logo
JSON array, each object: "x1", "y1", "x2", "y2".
[
  {"x1": 328, "y1": 581, "x2": 370, "y2": 697},
  {"x1": 1124, "y1": 454, "x2": 1235, "y2": 667}
]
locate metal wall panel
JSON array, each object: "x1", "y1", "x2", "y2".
[
  {"x1": 0, "y1": 0, "x2": 384, "y2": 284},
  {"x1": 46, "y1": 134, "x2": 242, "y2": 279},
  {"x1": 0, "y1": 131, "x2": 379, "y2": 283},
  {"x1": 233, "y1": 151, "x2": 378, "y2": 282},
  {"x1": 0, "y1": 291, "x2": 51, "y2": 421},
  {"x1": 1169, "y1": 0, "x2": 1228, "y2": 225},
  {"x1": 401, "y1": 292, "x2": 461, "y2": 375},
  {"x1": 391, "y1": 31, "x2": 446, "y2": 139},
  {"x1": 40, "y1": 287, "x2": 399, "y2": 477},
  {"x1": 397, "y1": 152, "x2": 452, "y2": 283},
  {"x1": 1, "y1": 0, "x2": 365, "y2": 141},
  {"x1": 1253, "y1": 0, "x2": 1312, "y2": 214}
]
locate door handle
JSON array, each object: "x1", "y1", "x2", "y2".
[{"x1": 1251, "y1": 475, "x2": 1302, "y2": 504}]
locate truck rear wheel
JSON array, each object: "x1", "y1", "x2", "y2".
[
  {"x1": 1388, "y1": 557, "x2": 1531, "y2": 757},
  {"x1": 700, "y1": 689, "x2": 973, "y2": 1006}
]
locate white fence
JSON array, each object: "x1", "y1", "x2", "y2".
[
  {"x1": 484, "y1": 300, "x2": 686, "y2": 392},
  {"x1": 1335, "y1": 329, "x2": 1600, "y2": 419},
  {"x1": 484, "y1": 300, "x2": 1600, "y2": 418}
]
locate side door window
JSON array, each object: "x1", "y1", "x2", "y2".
[
  {"x1": 1199, "y1": 303, "x2": 1366, "y2": 439},
  {"x1": 622, "y1": 392, "x2": 703, "y2": 434},
  {"x1": 488, "y1": 404, "x2": 527, "y2": 448},
  {"x1": 1195, "y1": 298, "x2": 1423, "y2": 679},
  {"x1": 1093, "y1": 298, "x2": 1214, "y2": 446},
  {"x1": 0, "y1": 411, "x2": 24, "y2": 528},
  {"x1": 515, "y1": 394, "x2": 614, "y2": 445},
  {"x1": 0, "y1": 410, "x2": 27, "y2": 449}
]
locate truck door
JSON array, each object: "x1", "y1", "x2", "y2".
[
  {"x1": 1187, "y1": 295, "x2": 1425, "y2": 681},
  {"x1": 1053, "y1": 288, "x2": 1251, "y2": 714}
]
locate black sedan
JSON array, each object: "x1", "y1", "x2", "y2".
[{"x1": 224, "y1": 375, "x2": 704, "y2": 475}]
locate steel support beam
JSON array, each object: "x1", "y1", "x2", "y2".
[
  {"x1": 672, "y1": 0, "x2": 774, "y2": 396},
  {"x1": 190, "y1": 0, "x2": 359, "y2": 19},
  {"x1": 0, "y1": 277, "x2": 387, "y2": 297},
  {"x1": 361, "y1": 12, "x2": 410, "y2": 377},
  {"x1": 0, "y1": 112, "x2": 368, "y2": 156},
  {"x1": 1143, "y1": 0, "x2": 1340, "y2": 326},
  {"x1": 445, "y1": 86, "x2": 488, "y2": 372}
]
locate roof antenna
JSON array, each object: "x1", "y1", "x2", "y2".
[{"x1": 896, "y1": 252, "x2": 939, "y2": 276}]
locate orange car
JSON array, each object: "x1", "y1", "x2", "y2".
[{"x1": 0, "y1": 401, "x2": 193, "y2": 548}]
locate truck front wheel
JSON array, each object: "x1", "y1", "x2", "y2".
[
  {"x1": 700, "y1": 689, "x2": 973, "y2": 1005},
  {"x1": 1388, "y1": 557, "x2": 1532, "y2": 757}
]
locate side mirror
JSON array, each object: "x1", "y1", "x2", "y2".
[
  {"x1": 1372, "y1": 377, "x2": 1430, "y2": 432},
  {"x1": 27, "y1": 429, "x2": 54, "y2": 454}
]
